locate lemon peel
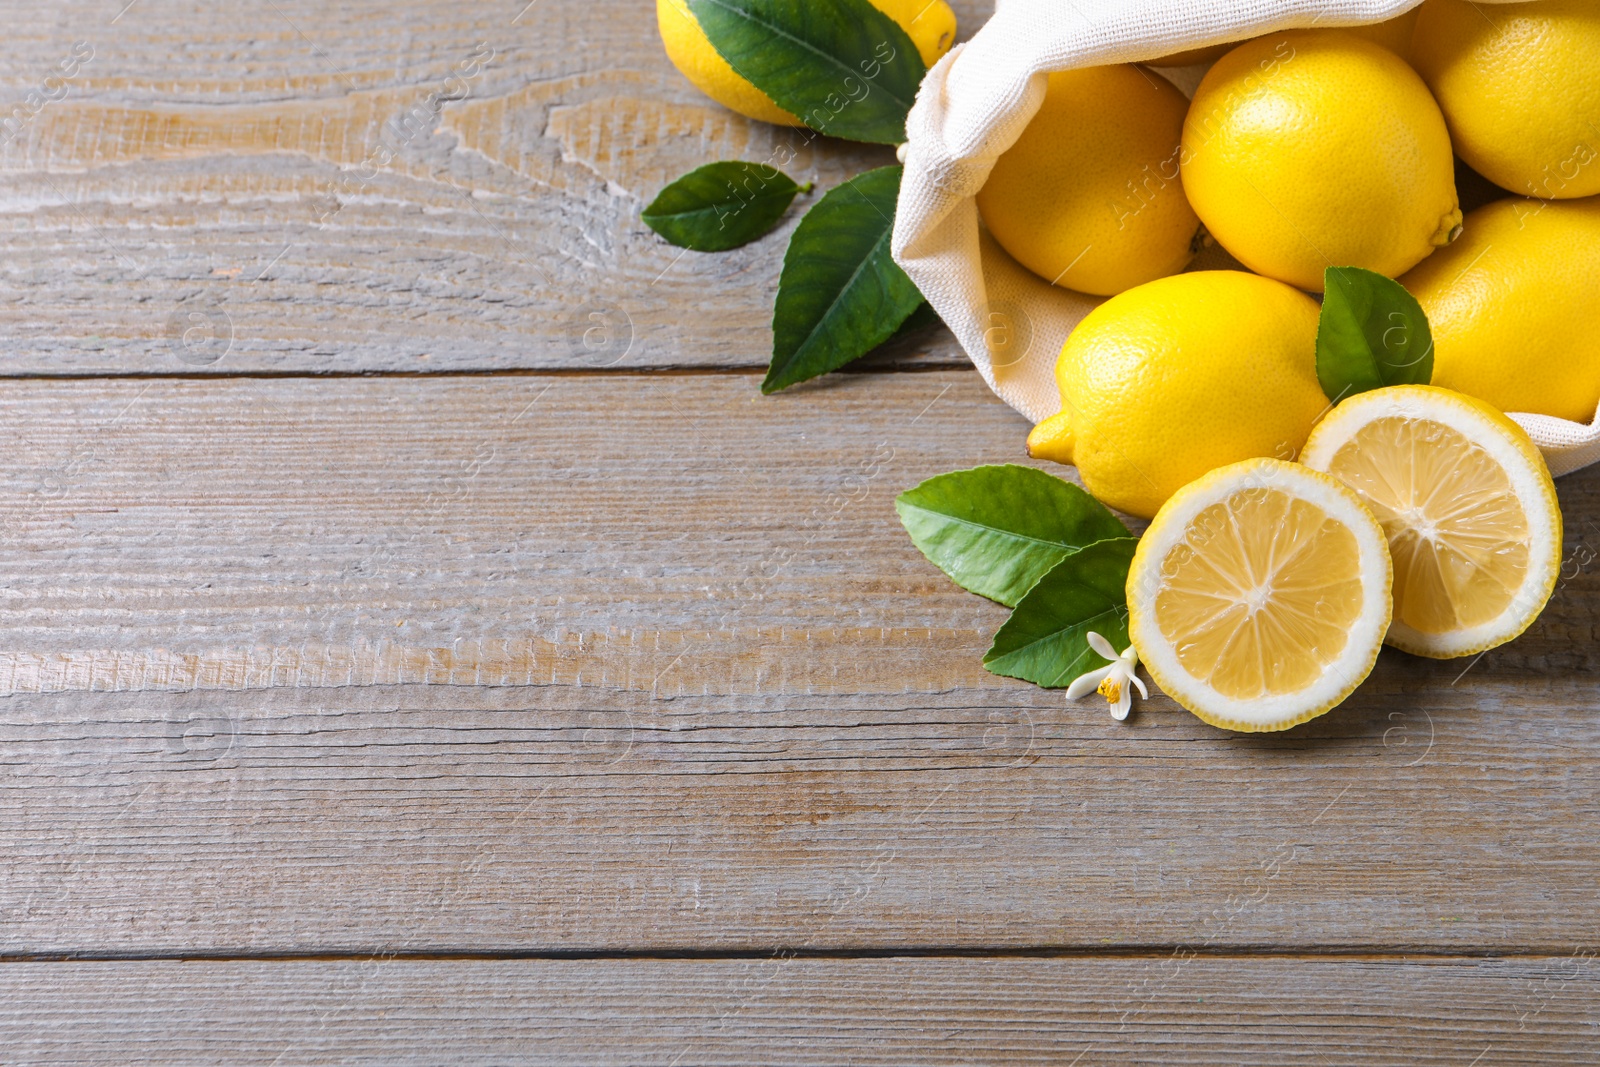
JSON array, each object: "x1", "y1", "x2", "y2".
[
  {"x1": 1126, "y1": 458, "x2": 1393, "y2": 732},
  {"x1": 1181, "y1": 30, "x2": 1460, "y2": 291},
  {"x1": 1301, "y1": 385, "x2": 1563, "y2": 659},
  {"x1": 1031, "y1": 271, "x2": 1326, "y2": 520}
]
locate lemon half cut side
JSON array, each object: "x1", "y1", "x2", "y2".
[
  {"x1": 1127, "y1": 459, "x2": 1394, "y2": 732},
  {"x1": 1301, "y1": 386, "x2": 1562, "y2": 659}
]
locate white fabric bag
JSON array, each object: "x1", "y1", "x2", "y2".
[{"x1": 892, "y1": 0, "x2": 1600, "y2": 477}]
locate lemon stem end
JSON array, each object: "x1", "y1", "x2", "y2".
[{"x1": 1433, "y1": 206, "x2": 1465, "y2": 247}]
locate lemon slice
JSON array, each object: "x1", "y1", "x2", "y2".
[
  {"x1": 1127, "y1": 458, "x2": 1393, "y2": 732},
  {"x1": 1301, "y1": 385, "x2": 1562, "y2": 659}
]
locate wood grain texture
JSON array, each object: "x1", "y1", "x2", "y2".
[
  {"x1": 0, "y1": 0, "x2": 993, "y2": 374},
  {"x1": 1, "y1": 374, "x2": 1597, "y2": 958},
  {"x1": 3, "y1": 0, "x2": 1600, "y2": 1055},
  {"x1": 0, "y1": 371, "x2": 1018, "y2": 694},
  {"x1": 2, "y1": 671, "x2": 1598, "y2": 956},
  {"x1": 0, "y1": 957, "x2": 1595, "y2": 1065},
  {"x1": 2, "y1": 371, "x2": 1595, "y2": 695}
]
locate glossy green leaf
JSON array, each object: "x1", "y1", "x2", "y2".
[
  {"x1": 642, "y1": 161, "x2": 807, "y2": 252},
  {"x1": 890, "y1": 299, "x2": 937, "y2": 337},
  {"x1": 896, "y1": 465, "x2": 1134, "y2": 607},
  {"x1": 763, "y1": 165, "x2": 923, "y2": 393},
  {"x1": 983, "y1": 539, "x2": 1138, "y2": 688},
  {"x1": 687, "y1": 0, "x2": 926, "y2": 144},
  {"x1": 1317, "y1": 265, "x2": 1434, "y2": 403}
]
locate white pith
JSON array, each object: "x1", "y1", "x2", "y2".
[
  {"x1": 1128, "y1": 460, "x2": 1393, "y2": 730},
  {"x1": 1301, "y1": 389, "x2": 1561, "y2": 658}
]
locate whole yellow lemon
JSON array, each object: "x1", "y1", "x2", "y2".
[
  {"x1": 656, "y1": 0, "x2": 957, "y2": 126},
  {"x1": 1027, "y1": 271, "x2": 1327, "y2": 519},
  {"x1": 1400, "y1": 195, "x2": 1600, "y2": 424},
  {"x1": 976, "y1": 65, "x2": 1200, "y2": 297},
  {"x1": 1412, "y1": 0, "x2": 1600, "y2": 199},
  {"x1": 1148, "y1": 9, "x2": 1419, "y2": 67},
  {"x1": 1181, "y1": 30, "x2": 1461, "y2": 292}
]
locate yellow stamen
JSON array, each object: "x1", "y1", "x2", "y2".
[{"x1": 1098, "y1": 676, "x2": 1122, "y2": 704}]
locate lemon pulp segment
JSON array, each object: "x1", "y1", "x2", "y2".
[
  {"x1": 1323, "y1": 415, "x2": 1530, "y2": 636},
  {"x1": 1154, "y1": 488, "x2": 1365, "y2": 700},
  {"x1": 1301, "y1": 385, "x2": 1562, "y2": 659},
  {"x1": 1128, "y1": 458, "x2": 1393, "y2": 732}
]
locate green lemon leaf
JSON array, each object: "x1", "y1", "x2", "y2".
[
  {"x1": 983, "y1": 539, "x2": 1137, "y2": 688},
  {"x1": 891, "y1": 299, "x2": 938, "y2": 336},
  {"x1": 896, "y1": 465, "x2": 1134, "y2": 608},
  {"x1": 686, "y1": 0, "x2": 926, "y2": 144},
  {"x1": 1316, "y1": 265, "x2": 1434, "y2": 403},
  {"x1": 642, "y1": 161, "x2": 808, "y2": 252},
  {"x1": 763, "y1": 165, "x2": 924, "y2": 393}
]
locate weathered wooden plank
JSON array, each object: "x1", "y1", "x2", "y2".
[
  {"x1": 0, "y1": 0, "x2": 990, "y2": 374},
  {"x1": 0, "y1": 371, "x2": 1015, "y2": 695},
  {"x1": 0, "y1": 956, "x2": 1594, "y2": 1064},
  {"x1": 2, "y1": 372, "x2": 1593, "y2": 697},
  {"x1": 1, "y1": 372, "x2": 1595, "y2": 954},
  {"x1": 1, "y1": 669, "x2": 1598, "y2": 955}
]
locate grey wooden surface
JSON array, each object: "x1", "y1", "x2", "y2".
[
  {"x1": 1, "y1": 958, "x2": 1595, "y2": 1065},
  {"x1": 0, "y1": 0, "x2": 974, "y2": 374},
  {"x1": 0, "y1": 0, "x2": 1596, "y2": 1062}
]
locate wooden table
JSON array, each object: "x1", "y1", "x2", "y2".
[{"x1": 1, "y1": 1, "x2": 1596, "y2": 1062}]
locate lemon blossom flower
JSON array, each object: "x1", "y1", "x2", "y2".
[{"x1": 1065, "y1": 631, "x2": 1146, "y2": 721}]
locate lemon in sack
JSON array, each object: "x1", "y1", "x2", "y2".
[
  {"x1": 1400, "y1": 195, "x2": 1600, "y2": 424},
  {"x1": 1027, "y1": 271, "x2": 1327, "y2": 519},
  {"x1": 976, "y1": 65, "x2": 1201, "y2": 296},
  {"x1": 1302, "y1": 386, "x2": 1562, "y2": 659},
  {"x1": 1148, "y1": 9, "x2": 1420, "y2": 68},
  {"x1": 657, "y1": 0, "x2": 957, "y2": 126},
  {"x1": 1181, "y1": 30, "x2": 1460, "y2": 292},
  {"x1": 1412, "y1": 0, "x2": 1600, "y2": 199}
]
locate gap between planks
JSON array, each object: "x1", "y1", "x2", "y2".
[
  {"x1": 0, "y1": 947, "x2": 1592, "y2": 964},
  {"x1": 0, "y1": 363, "x2": 970, "y2": 381}
]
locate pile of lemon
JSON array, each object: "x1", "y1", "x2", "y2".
[
  {"x1": 1005, "y1": 0, "x2": 1595, "y2": 730},
  {"x1": 661, "y1": 0, "x2": 1595, "y2": 731}
]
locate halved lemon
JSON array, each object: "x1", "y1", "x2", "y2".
[
  {"x1": 1127, "y1": 458, "x2": 1393, "y2": 732},
  {"x1": 1301, "y1": 385, "x2": 1562, "y2": 659}
]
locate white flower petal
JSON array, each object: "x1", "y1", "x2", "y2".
[
  {"x1": 1129, "y1": 673, "x2": 1149, "y2": 699},
  {"x1": 1110, "y1": 687, "x2": 1132, "y2": 720},
  {"x1": 1086, "y1": 631, "x2": 1120, "y2": 661},
  {"x1": 1066, "y1": 666, "x2": 1112, "y2": 699}
]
